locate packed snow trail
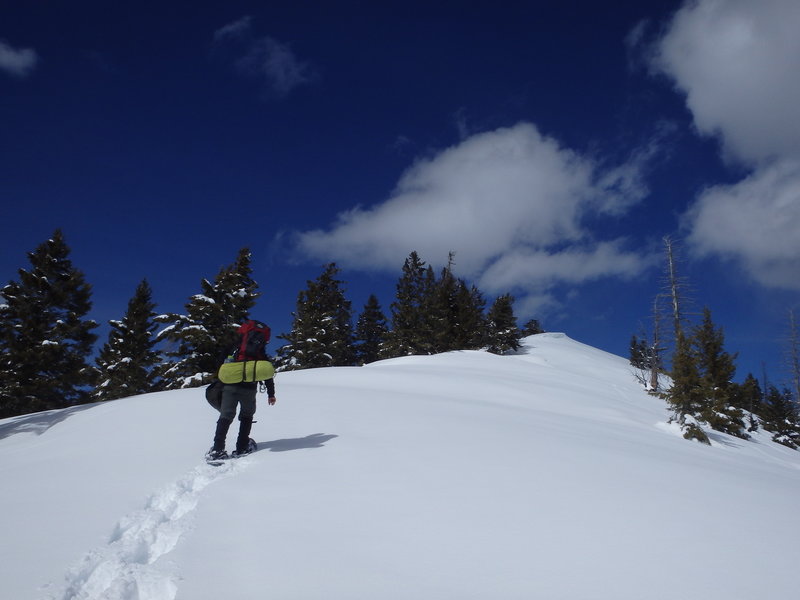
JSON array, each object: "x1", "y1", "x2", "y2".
[{"x1": 51, "y1": 459, "x2": 247, "y2": 600}]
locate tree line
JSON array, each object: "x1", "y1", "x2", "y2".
[
  {"x1": 629, "y1": 237, "x2": 800, "y2": 449},
  {"x1": 0, "y1": 231, "x2": 540, "y2": 418},
  {"x1": 277, "y1": 253, "x2": 542, "y2": 370}
]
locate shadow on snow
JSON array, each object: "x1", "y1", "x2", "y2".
[
  {"x1": 0, "y1": 403, "x2": 96, "y2": 441},
  {"x1": 257, "y1": 433, "x2": 338, "y2": 452}
]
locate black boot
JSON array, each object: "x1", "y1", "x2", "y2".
[{"x1": 235, "y1": 415, "x2": 253, "y2": 455}]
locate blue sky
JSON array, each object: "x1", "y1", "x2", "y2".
[{"x1": 2, "y1": 0, "x2": 798, "y2": 384}]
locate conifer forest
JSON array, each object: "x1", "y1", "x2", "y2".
[{"x1": 1, "y1": 230, "x2": 797, "y2": 450}]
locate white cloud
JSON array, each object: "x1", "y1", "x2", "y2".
[
  {"x1": 648, "y1": 0, "x2": 800, "y2": 290},
  {"x1": 213, "y1": 16, "x2": 253, "y2": 42},
  {"x1": 479, "y1": 241, "x2": 655, "y2": 316},
  {"x1": 651, "y1": 0, "x2": 800, "y2": 166},
  {"x1": 213, "y1": 17, "x2": 315, "y2": 97},
  {"x1": 479, "y1": 241, "x2": 653, "y2": 291},
  {"x1": 292, "y1": 122, "x2": 655, "y2": 315},
  {"x1": 686, "y1": 160, "x2": 800, "y2": 290},
  {"x1": 0, "y1": 39, "x2": 37, "y2": 78}
]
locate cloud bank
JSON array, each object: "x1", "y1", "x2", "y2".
[
  {"x1": 0, "y1": 39, "x2": 37, "y2": 78},
  {"x1": 292, "y1": 122, "x2": 655, "y2": 314},
  {"x1": 686, "y1": 160, "x2": 800, "y2": 289},
  {"x1": 213, "y1": 16, "x2": 316, "y2": 97},
  {"x1": 649, "y1": 0, "x2": 800, "y2": 290}
]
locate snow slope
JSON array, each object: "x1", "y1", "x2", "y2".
[{"x1": 1, "y1": 333, "x2": 798, "y2": 599}]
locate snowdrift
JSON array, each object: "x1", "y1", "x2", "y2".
[{"x1": 1, "y1": 333, "x2": 798, "y2": 600}]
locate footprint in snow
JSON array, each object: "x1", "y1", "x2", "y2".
[{"x1": 49, "y1": 459, "x2": 245, "y2": 600}]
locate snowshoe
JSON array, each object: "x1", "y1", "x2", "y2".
[
  {"x1": 205, "y1": 448, "x2": 229, "y2": 465},
  {"x1": 232, "y1": 438, "x2": 258, "y2": 458}
]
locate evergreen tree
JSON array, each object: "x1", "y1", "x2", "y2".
[
  {"x1": 93, "y1": 279, "x2": 161, "y2": 401},
  {"x1": 486, "y1": 294, "x2": 522, "y2": 354},
  {"x1": 521, "y1": 319, "x2": 544, "y2": 336},
  {"x1": 760, "y1": 385, "x2": 800, "y2": 448},
  {"x1": 692, "y1": 308, "x2": 747, "y2": 438},
  {"x1": 354, "y1": 294, "x2": 388, "y2": 365},
  {"x1": 666, "y1": 330, "x2": 709, "y2": 444},
  {"x1": 0, "y1": 230, "x2": 98, "y2": 417},
  {"x1": 730, "y1": 373, "x2": 763, "y2": 432},
  {"x1": 277, "y1": 263, "x2": 355, "y2": 370},
  {"x1": 387, "y1": 251, "x2": 489, "y2": 356},
  {"x1": 449, "y1": 280, "x2": 488, "y2": 351},
  {"x1": 666, "y1": 308, "x2": 747, "y2": 442},
  {"x1": 382, "y1": 252, "x2": 435, "y2": 357},
  {"x1": 629, "y1": 334, "x2": 650, "y2": 369},
  {"x1": 156, "y1": 248, "x2": 259, "y2": 388},
  {"x1": 428, "y1": 260, "x2": 459, "y2": 353},
  {"x1": 420, "y1": 265, "x2": 440, "y2": 352},
  {"x1": 658, "y1": 237, "x2": 705, "y2": 441}
]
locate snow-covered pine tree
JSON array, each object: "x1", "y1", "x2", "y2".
[
  {"x1": 451, "y1": 279, "x2": 488, "y2": 350},
  {"x1": 382, "y1": 251, "x2": 436, "y2": 358},
  {"x1": 760, "y1": 385, "x2": 800, "y2": 448},
  {"x1": 0, "y1": 230, "x2": 98, "y2": 417},
  {"x1": 277, "y1": 263, "x2": 355, "y2": 370},
  {"x1": 424, "y1": 253, "x2": 487, "y2": 353},
  {"x1": 486, "y1": 294, "x2": 522, "y2": 355},
  {"x1": 428, "y1": 259, "x2": 459, "y2": 354},
  {"x1": 156, "y1": 248, "x2": 259, "y2": 389},
  {"x1": 693, "y1": 307, "x2": 748, "y2": 439},
  {"x1": 354, "y1": 294, "x2": 388, "y2": 365},
  {"x1": 730, "y1": 373, "x2": 763, "y2": 432},
  {"x1": 93, "y1": 279, "x2": 161, "y2": 401}
]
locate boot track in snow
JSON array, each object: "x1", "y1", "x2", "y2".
[{"x1": 48, "y1": 459, "x2": 249, "y2": 600}]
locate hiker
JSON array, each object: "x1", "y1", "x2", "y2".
[{"x1": 206, "y1": 320, "x2": 277, "y2": 461}]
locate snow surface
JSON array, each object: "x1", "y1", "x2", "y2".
[{"x1": 1, "y1": 333, "x2": 799, "y2": 599}]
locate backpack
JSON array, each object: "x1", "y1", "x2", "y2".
[
  {"x1": 205, "y1": 380, "x2": 223, "y2": 412},
  {"x1": 211, "y1": 319, "x2": 274, "y2": 393},
  {"x1": 233, "y1": 320, "x2": 271, "y2": 361}
]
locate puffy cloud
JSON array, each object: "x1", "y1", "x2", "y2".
[
  {"x1": 293, "y1": 123, "x2": 655, "y2": 314},
  {"x1": 0, "y1": 39, "x2": 37, "y2": 78},
  {"x1": 651, "y1": 0, "x2": 800, "y2": 166},
  {"x1": 649, "y1": 0, "x2": 800, "y2": 290},
  {"x1": 479, "y1": 241, "x2": 656, "y2": 316},
  {"x1": 686, "y1": 160, "x2": 800, "y2": 290},
  {"x1": 479, "y1": 241, "x2": 653, "y2": 291},
  {"x1": 213, "y1": 17, "x2": 316, "y2": 97},
  {"x1": 298, "y1": 124, "x2": 589, "y2": 274}
]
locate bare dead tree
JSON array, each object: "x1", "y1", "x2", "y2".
[
  {"x1": 649, "y1": 294, "x2": 666, "y2": 391},
  {"x1": 663, "y1": 235, "x2": 689, "y2": 341}
]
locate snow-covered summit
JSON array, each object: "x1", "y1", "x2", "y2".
[{"x1": 1, "y1": 333, "x2": 798, "y2": 599}]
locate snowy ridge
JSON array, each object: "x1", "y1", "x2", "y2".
[{"x1": 2, "y1": 333, "x2": 799, "y2": 599}]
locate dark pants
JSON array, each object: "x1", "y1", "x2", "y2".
[{"x1": 213, "y1": 382, "x2": 257, "y2": 452}]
